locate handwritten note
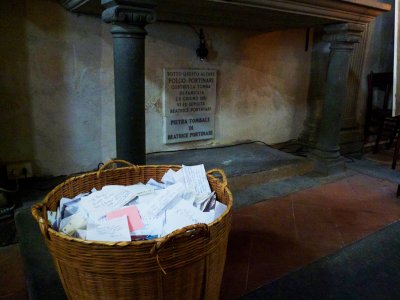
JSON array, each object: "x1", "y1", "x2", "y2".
[
  {"x1": 182, "y1": 165, "x2": 211, "y2": 195},
  {"x1": 163, "y1": 200, "x2": 214, "y2": 235},
  {"x1": 136, "y1": 183, "x2": 186, "y2": 218},
  {"x1": 80, "y1": 186, "x2": 139, "y2": 220},
  {"x1": 106, "y1": 206, "x2": 144, "y2": 232},
  {"x1": 133, "y1": 214, "x2": 165, "y2": 237},
  {"x1": 104, "y1": 183, "x2": 155, "y2": 196},
  {"x1": 86, "y1": 216, "x2": 131, "y2": 242}
]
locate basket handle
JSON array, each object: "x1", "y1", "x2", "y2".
[
  {"x1": 150, "y1": 223, "x2": 210, "y2": 274},
  {"x1": 97, "y1": 159, "x2": 137, "y2": 178},
  {"x1": 31, "y1": 203, "x2": 50, "y2": 240},
  {"x1": 150, "y1": 223, "x2": 210, "y2": 255},
  {"x1": 207, "y1": 168, "x2": 228, "y2": 190}
]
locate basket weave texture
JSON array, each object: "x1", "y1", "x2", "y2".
[{"x1": 32, "y1": 162, "x2": 233, "y2": 300}]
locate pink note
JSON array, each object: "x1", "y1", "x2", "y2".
[{"x1": 106, "y1": 206, "x2": 144, "y2": 232}]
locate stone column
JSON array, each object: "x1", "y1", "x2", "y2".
[
  {"x1": 299, "y1": 28, "x2": 330, "y2": 149},
  {"x1": 102, "y1": 0, "x2": 156, "y2": 164},
  {"x1": 339, "y1": 24, "x2": 369, "y2": 154},
  {"x1": 310, "y1": 23, "x2": 363, "y2": 174}
]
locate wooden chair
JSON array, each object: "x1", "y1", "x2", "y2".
[
  {"x1": 393, "y1": 135, "x2": 400, "y2": 169},
  {"x1": 364, "y1": 71, "x2": 400, "y2": 169}
]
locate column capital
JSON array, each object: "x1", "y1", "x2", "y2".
[
  {"x1": 323, "y1": 23, "x2": 364, "y2": 49},
  {"x1": 102, "y1": 0, "x2": 156, "y2": 29}
]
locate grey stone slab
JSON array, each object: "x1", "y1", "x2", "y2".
[
  {"x1": 347, "y1": 158, "x2": 400, "y2": 184},
  {"x1": 147, "y1": 142, "x2": 310, "y2": 178},
  {"x1": 232, "y1": 175, "x2": 318, "y2": 209},
  {"x1": 15, "y1": 208, "x2": 67, "y2": 300}
]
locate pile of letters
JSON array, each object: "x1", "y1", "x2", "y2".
[{"x1": 47, "y1": 165, "x2": 227, "y2": 242}]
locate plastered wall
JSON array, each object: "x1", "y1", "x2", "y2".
[
  {"x1": 146, "y1": 23, "x2": 311, "y2": 153},
  {"x1": 0, "y1": 0, "x2": 311, "y2": 176}
]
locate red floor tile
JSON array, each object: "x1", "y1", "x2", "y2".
[
  {"x1": 245, "y1": 235, "x2": 304, "y2": 291},
  {"x1": 220, "y1": 214, "x2": 253, "y2": 299},
  {"x1": 331, "y1": 208, "x2": 398, "y2": 244},
  {"x1": 292, "y1": 201, "x2": 344, "y2": 251},
  {"x1": 221, "y1": 174, "x2": 400, "y2": 299},
  {"x1": 242, "y1": 197, "x2": 297, "y2": 239}
]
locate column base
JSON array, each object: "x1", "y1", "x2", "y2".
[
  {"x1": 340, "y1": 128, "x2": 364, "y2": 155},
  {"x1": 309, "y1": 149, "x2": 346, "y2": 175}
]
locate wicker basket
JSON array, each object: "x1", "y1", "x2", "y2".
[{"x1": 31, "y1": 160, "x2": 233, "y2": 300}]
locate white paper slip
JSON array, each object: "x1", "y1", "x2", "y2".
[
  {"x1": 86, "y1": 216, "x2": 131, "y2": 242},
  {"x1": 146, "y1": 178, "x2": 166, "y2": 190},
  {"x1": 194, "y1": 192, "x2": 216, "y2": 212},
  {"x1": 173, "y1": 169, "x2": 184, "y2": 184},
  {"x1": 161, "y1": 169, "x2": 176, "y2": 185},
  {"x1": 133, "y1": 189, "x2": 163, "y2": 206},
  {"x1": 62, "y1": 197, "x2": 84, "y2": 219},
  {"x1": 214, "y1": 201, "x2": 227, "y2": 220},
  {"x1": 134, "y1": 215, "x2": 165, "y2": 236},
  {"x1": 73, "y1": 192, "x2": 91, "y2": 200},
  {"x1": 80, "y1": 186, "x2": 139, "y2": 220},
  {"x1": 59, "y1": 197, "x2": 73, "y2": 209},
  {"x1": 161, "y1": 169, "x2": 185, "y2": 186},
  {"x1": 162, "y1": 200, "x2": 214, "y2": 236},
  {"x1": 47, "y1": 211, "x2": 57, "y2": 229},
  {"x1": 75, "y1": 229, "x2": 86, "y2": 240},
  {"x1": 136, "y1": 182, "x2": 186, "y2": 218},
  {"x1": 182, "y1": 164, "x2": 211, "y2": 195},
  {"x1": 104, "y1": 183, "x2": 155, "y2": 196},
  {"x1": 59, "y1": 213, "x2": 87, "y2": 236},
  {"x1": 55, "y1": 206, "x2": 61, "y2": 231},
  {"x1": 59, "y1": 197, "x2": 74, "y2": 218}
]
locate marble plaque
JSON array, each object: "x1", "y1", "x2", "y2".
[
  {"x1": 163, "y1": 69, "x2": 216, "y2": 143},
  {"x1": 163, "y1": 69, "x2": 216, "y2": 117},
  {"x1": 163, "y1": 114, "x2": 214, "y2": 144}
]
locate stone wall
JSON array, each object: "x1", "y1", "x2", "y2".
[{"x1": 0, "y1": 0, "x2": 311, "y2": 176}]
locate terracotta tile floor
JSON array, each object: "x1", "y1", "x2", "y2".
[
  {"x1": 1, "y1": 173, "x2": 399, "y2": 299},
  {"x1": 220, "y1": 174, "x2": 400, "y2": 299}
]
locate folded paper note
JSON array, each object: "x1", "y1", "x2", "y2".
[
  {"x1": 80, "y1": 186, "x2": 139, "y2": 220},
  {"x1": 86, "y1": 216, "x2": 131, "y2": 242}
]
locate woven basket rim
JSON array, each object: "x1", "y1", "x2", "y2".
[{"x1": 32, "y1": 164, "x2": 233, "y2": 247}]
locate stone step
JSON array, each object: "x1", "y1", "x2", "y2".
[{"x1": 147, "y1": 142, "x2": 314, "y2": 192}]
